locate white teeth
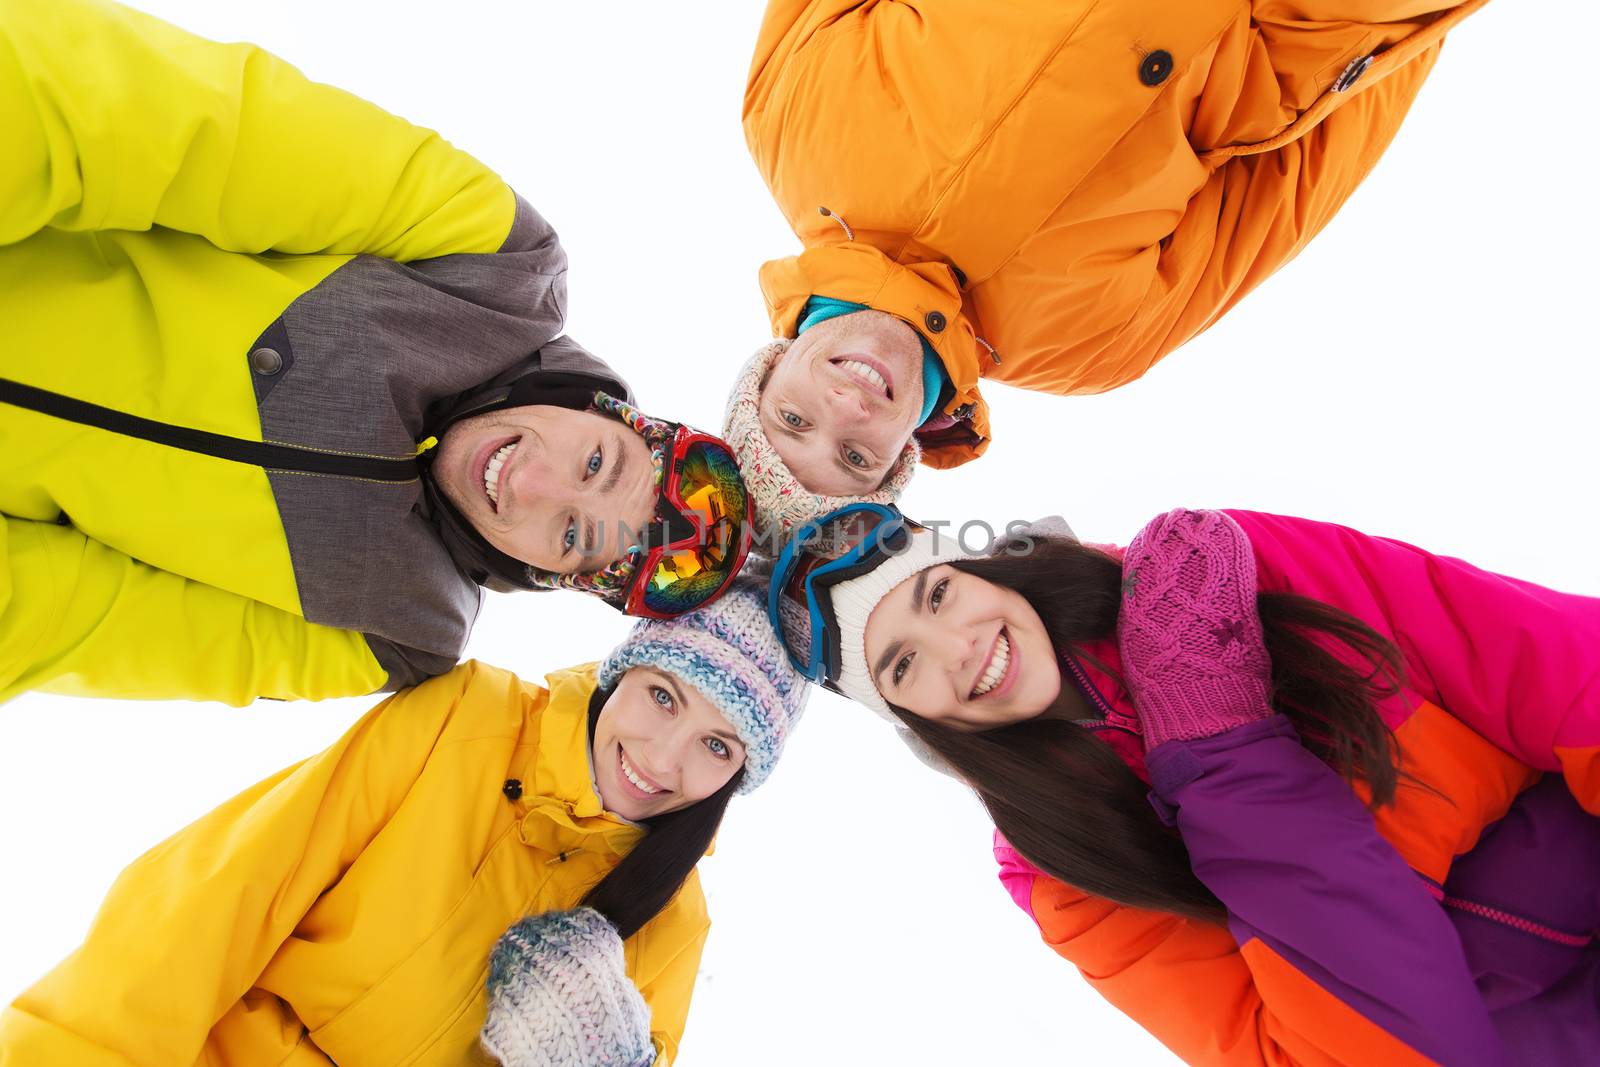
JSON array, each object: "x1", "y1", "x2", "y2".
[
  {"x1": 483, "y1": 442, "x2": 516, "y2": 504},
  {"x1": 972, "y1": 632, "x2": 1011, "y2": 698},
  {"x1": 619, "y1": 749, "x2": 660, "y2": 794},
  {"x1": 837, "y1": 359, "x2": 888, "y2": 395}
]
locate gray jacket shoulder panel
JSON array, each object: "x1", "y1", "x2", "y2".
[
  {"x1": 265, "y1": 469, "x2": 483, "y2": 664},
  {"x1": 248, "y1": 193, "x2": 622, "y2": 676},
  {"x1": 363, "y1": 632, "x2": 467, "y2": 692}
]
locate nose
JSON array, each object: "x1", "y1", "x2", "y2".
[
  {"x1": 826, "y1": 386, "x2": 870, "y2": 422},
  {"x1": 510, "y1": 453, "x2": 572, "y2": 508},
  {"x1": 639, "y1": 731, "x2": 689, "y2": 789},
  {"x1": 933, "y1": 622, "x2": 980, "y2": 673}
]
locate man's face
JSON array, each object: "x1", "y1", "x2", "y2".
[
  {"x1": 759, "y1": 310, "x2": 925, "y2": 496},
  {"x1": 434, "y1": 405, "x2": 656, "y2": 573}
]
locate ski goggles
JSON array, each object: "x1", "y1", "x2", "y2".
[
  {"x1": 534, "y1": 394, "x2": 752, "y2": 620},
  {"x1": 767, "y1": 502, "x2": 910, "y2": 683}
]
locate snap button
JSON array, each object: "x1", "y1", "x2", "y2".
[
  {"x1": 249, "y1": 347, "x2": 284, "y2": 375},
  {"x1": 952, "y1": 402, "x2": 975, "y2": 420},
  {"x1": 1331, "y1": 53, "x2": 1374, "y2": 93},
  {"x1": 1138, "y1": 50, "x2": 1174, "y2": 87},
  {"x1": 924, "y1": 310, "x2": 947, "y2": 334}
]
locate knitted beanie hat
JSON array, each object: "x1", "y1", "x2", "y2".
[
  {"x1": 481, "y1": 907, "x2": 653, "y2": 1067},
  {"x1": 723, "y1": 339, "x2": 921, "y2": 553},
  {"x1": 598, "y1": 573, "x2": 806, "y2": 793}
]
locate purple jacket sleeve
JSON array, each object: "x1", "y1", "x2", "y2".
[
  {"x1": 1225, "y1": 510, "x2": 1600, "y2": 804},
  {"x1": 1148, "y1": 716, "x2": 1511, "y2": 1067}
]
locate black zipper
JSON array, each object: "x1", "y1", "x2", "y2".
[
  {"x1": 0, "y1": 376, "x2": 418, "y2": 482},
  {"x1": 1060, "y1": 650, "x2": 1141, "y2": 736}
]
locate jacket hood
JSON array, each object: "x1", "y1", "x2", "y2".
[{"x1": 418, "y1": 336, "x2": 631, "y2": 594}]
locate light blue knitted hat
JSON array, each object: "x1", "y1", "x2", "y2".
[{"x1": 598, "y1": 574, "x2": 806, "y2": 793}]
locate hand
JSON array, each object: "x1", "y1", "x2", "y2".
[
  {"x1": 1118, "y1": 509, "x2": 1273, "y2": 749},
  {"x1": 481, "y1": 907, "x2": 654, "y2": 1067}
]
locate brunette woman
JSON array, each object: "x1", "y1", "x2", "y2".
[
  {"x1": 0, "y1": 579, "x2": 805, "y2": 1067},
  {"x1": 771, "y1": 506, "x2": 1600, "y2": 1064}
]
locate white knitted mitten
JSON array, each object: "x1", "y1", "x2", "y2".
[{"x1": 480, "y1": 908, "x2": 654, "y2": 1067}]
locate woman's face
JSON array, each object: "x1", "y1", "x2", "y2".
[
  {"x1": 863, "y1": 565, "x2": 1062, "y2": 729},
  {"x1": 591, "y1": 667, "x2": 747, "y2": 820}
]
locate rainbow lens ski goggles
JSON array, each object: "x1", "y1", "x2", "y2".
[
  {"x1": 534, "y1": 394, "x2": 752, "y2": 620},
  {"x1": 627, "y1": 427, "x2": 752, "y2": 619},
  {"x1": 767, "y1": 502, "x2": 910, "y2": 684}
]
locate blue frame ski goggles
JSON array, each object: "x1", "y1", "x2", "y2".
[{"x1": 767, "y1": 502, "x2": 911, "y2": 684}]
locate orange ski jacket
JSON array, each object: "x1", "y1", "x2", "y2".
[{"x1": 745, "y1": 0, "x2": 1487, "y2": 467}]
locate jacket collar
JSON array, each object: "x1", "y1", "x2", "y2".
[{"x1": 516, "y1": 663, "x2": 644, "y2": 859}]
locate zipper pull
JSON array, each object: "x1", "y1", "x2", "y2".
[
  {"x1": 414, "y1": 435, "x2": 439, "y2": 457},
  {"x1": 545, "y1": 850, "x2": 572, "y2": 866}
]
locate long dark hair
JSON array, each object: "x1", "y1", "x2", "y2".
[
  {"x1": 579, "y1": 687, "x2": 745, "y2": 940},
  {"x1": 892, "y1": 534, "x2": 1406, "y2": 922}
]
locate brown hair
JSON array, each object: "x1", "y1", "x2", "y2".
[{"x1": 890, "y1": 534, "x2": 1406, "y2": 922}]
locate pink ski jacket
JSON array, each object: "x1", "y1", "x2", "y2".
[{"x1": 996, "y1": 511, "x2": 1600, "y2": 1065}]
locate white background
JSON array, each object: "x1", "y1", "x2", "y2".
[{"x1": 3, "y1": 2, "x2": 1597, "y2": 1064}]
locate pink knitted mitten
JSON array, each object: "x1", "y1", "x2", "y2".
[{"x1": 1117, "y1": 509, "x2": 1273, "y2": 749}]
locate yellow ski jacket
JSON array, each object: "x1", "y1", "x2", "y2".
[{"x1": 0, "y1": 661, "x2": 709, "y2": 1066}]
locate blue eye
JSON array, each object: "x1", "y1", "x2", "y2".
[
  {"x1": 586, "y1": 449, "x2": 603, "y2": 477},
  {"x1": 650, "y1": 685, "x2": 674, "y2": 711},
  {"x1": 705, "y1": 737, "x2": 730, "y2": 760},
  {"x1": 563, "y1": 523, "x2": 578, "y2": 551},
  {"x1": 844, "y1": 447, "x2": 868, "y2": 468},
  {"x1": 782, "y1": 411, "x2": 805, "y2": 428}
]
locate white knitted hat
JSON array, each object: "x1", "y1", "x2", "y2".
[
  {"x1": 723, "y1": 339, "x2": 921, "y2": 554},
  {"x1": 821, "y1": 527, "x2": 978, "y2": 721}
]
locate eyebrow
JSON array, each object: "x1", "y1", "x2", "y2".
[
  {"x1": 660, "y1": 672, "x2": 690, "y2": 711},
  {"x1": 601, "y1": 435, "x2": 626, "y2": 495},
  {"x1": 874, "y1": 640, "x2": 905, "y2": 687},
  {"x1": 910, "y1": 569, "x2": 930, "y2": 616},
  {"x1": 578, "y1": 519, "x2": 608, "y2": 571}
]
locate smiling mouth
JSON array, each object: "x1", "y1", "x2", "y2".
[
  {"x1": 830, "y1": 356, "x2": 893, "y2": 401},
  {"x1": 618, "y1": 745, "x2": 668, "y2": 797},
  {"x1": 970, "y1": 628, "x2": 1013, "y2": 699},
  {"x1": 482, "y1": 439, "x2": 519, "y2": 511}
]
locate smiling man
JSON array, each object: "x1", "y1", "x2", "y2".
[
  {"x1": 0, "y1": 0, "x2": 723, "y2": 706},
  {"x1": 431, "y1": 390, "x2": 659, "y2": 578},
  {"x1": 728, "y1": 0, "x2": 1490, "y2": 547}
]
